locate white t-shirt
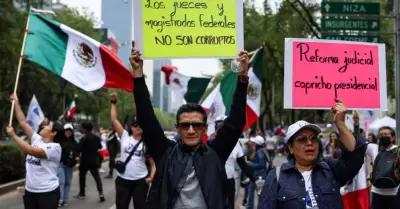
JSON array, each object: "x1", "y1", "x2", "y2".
[
  {"x1": 301, "y1": 170, "x2": 319, "y2": 209},
  {"x1": 25, "y1": 133, "x2": 61, "y2": 193},
  {"x1": 225, "y1": 142, "x2": 244, "y2": 179},
  {"x1": 265, "y1": 136, "x2": 277, "y2": 150},
  {"x1": 371, "y1": 145, "x2": 400, "y2": 196},
  {"x1": 100, "y1": 133, "x2": 107, "y2": 151},
  {"x1": 117, "y1": 131, "x2": 148, "y2": 180}
]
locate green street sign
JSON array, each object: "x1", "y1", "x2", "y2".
[
  {"x1": 321, "y1": 35, "x2": 379, "y2": 43},
  {"x1": 321, "y1": 19, "x2": 380, "y2": 31},
  {"x1": 321, "y1": 2, "x2": 380, "y2": 15}
]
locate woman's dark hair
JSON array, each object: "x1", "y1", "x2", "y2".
[
  {"x1": 52, "y1": 122, "x2": 66, "y2": 143},
  {"x1": 249, "y1": 129, "x2": 257, "y2": 138},
  {"x1": 329, "y1": 132, "x2": 341, "y2": 149},
  {"x1": 368, "y1": 133, "x2": 377, "y2": 144}
]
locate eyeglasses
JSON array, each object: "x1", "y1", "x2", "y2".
[
  {"x1": 131, "y1": 123, "x2": 139, "y2": 127},
  {"x1": 294, "y1": 135, "x2": 318, "y2": 143},
  {"x1": 177, "y1": 122, "x2": 205, "y2": 131}
]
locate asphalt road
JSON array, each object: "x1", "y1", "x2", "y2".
[{"x1": 0, "y1": 154, "x2": 287, "y2": 209}]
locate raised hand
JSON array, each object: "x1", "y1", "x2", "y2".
[
  {"x1": 110, "y1": 92, "x2": 118, "y2": 103},
  {"x1": 353, "y1": 111, "x2": 359, "y2": 126},
  {"x1": 332, "y1": 98, "x2": 347, "y2": 124},
  {"x1": 129, "y1": 41, "x2": 144, "y2": 78},
  {"x1": 237, "y1": 50, "x2": 249, "y2": 76}
]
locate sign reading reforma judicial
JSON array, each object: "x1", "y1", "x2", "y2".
[
  {"x1": 284, "y1": 38, "x2": 387, "y2": 110},
  {"x1": 133, "y1": 0, "x2": 244, "y2": 59}
]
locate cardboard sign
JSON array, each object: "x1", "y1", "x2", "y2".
[
  {"x1": 284, "y1": 38, "x2": 387, "y2": 110},
  {"x1": 133, "y1": 0, "x2": 244, "y2": 59}
]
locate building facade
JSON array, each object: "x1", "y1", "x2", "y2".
[
  {"x1": 101, "y1": 0, "x2": 154, "y2": 95},
  {"x1": 153, "y1": 59, "x2": 172, "y2": 112}
]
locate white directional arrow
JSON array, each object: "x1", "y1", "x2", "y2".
[
  {"x1": 372, "y1": 37, "x2": 378, "y2": 43},
  {"x1": 324, "y1": 4, "x2": 331, "y2": 12},
  {"x1": 371, "y1": 21, "x2": 378, "y2": 29}
]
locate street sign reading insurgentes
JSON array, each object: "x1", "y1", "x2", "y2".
[
  {"x1": 321, "y1": 2, "x2": 380, "y2": 15},
  {"x1": 321, "y1": 19, "x2": 380, "y2": 31},
  {"x1": 321, "y1": 35, "x2": 379, "y2": 43}
]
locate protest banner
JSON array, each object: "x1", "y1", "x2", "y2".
[
  {"x1": 133, "y1": 0, "x2": 244, "y2": 59},
  {"x1": 284, "y1": 38, "x2": 387, "y2": 110}
]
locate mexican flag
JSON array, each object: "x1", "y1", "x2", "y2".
[
  {"x1": 201, "y1": 47, "x2": 264, "y2": 136},
  {"x1": 66, "y1": 100, "x2": 76, "y2": 120},
  {"x1": 340, "y1": 156, "x2": 372, "y2": 209},
  {"x1": 161, "y1": 66, "x2": 211, "y2": 104},
  {"x1": 23, "y1": 9, "x2": 133, "y2": 92}
]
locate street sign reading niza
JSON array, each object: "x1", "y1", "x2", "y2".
[
  {"x1": 321, "y1": 35, "x2": 379, "y2": 43},
  {"x1": 321, "y1": 19, "x2": 380, "y2": 31},
  {"x1": 321, "y1": 2, "x2": 380, "y2": 15}
]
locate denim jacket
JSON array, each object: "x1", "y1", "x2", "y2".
[{"x1": 258, "y1": 136, "x2": 368, "y2": 209}]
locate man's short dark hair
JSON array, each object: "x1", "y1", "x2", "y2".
[
  {"x1": 81, "y1": 121, "x2": 93, "y2": 132},
  {"x1": 176, "y1": 103, "x2": 207, "y2": 123},
  {"x1": 378, "y1": 126, "x2": 395, "y2": 137}
]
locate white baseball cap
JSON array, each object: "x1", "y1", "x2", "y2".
[
  {"x1": 64, "y1": 123, "x2": 74, "y2": 131},
  {"x1": 250, "y1": 135, "x2": 265, "y2": 145},
  {"x1": 284, "y1": 120, "x2": 321, "y2": 143}
]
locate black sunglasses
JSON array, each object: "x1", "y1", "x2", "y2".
[
  {"x1": 130, "y1": 123, "x2": 139, "y2": 127},
  {"x1": 294, "y1": 135, "x2": 318, "y2": 143},
  {"x1": 177, "y1": 122, "x2": 205, "y2": 131}
]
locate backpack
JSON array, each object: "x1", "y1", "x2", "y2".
[{"x1": 371, "y1": 147, "x2": 400, "y2": 188}]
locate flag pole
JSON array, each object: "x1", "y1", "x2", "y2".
[{"x1": 9, "y1": 7, "x2": 32, "y2": 126}]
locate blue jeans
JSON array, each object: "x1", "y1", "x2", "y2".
[
  {"x1": 58, "y1": 162, "x2": 73, "y2": 203},
  {"x1": 246, "y1": 170, "x2": 267, "y2": 209}
]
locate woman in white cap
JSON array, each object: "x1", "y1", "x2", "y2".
[
  {"x1": 258, "y1": 99, "x2": 367, "y2": 209},
  {"x1": 58, "y1": 124, "x2": 79, "y2": 207},
  {"x1": 245, "y1": 129, "x2": 267, "y2": 209}
]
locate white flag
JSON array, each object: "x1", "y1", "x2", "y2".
[{"x1": 26, "y1": 95, "x2": 45, "y2": 132}]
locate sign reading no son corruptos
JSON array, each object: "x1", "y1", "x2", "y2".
[
  {"x1": 133, "y1": 0, "x2": 244, "y2": 59},
  {"x1": 284, "y1": 38, "x2": 387, "y2": 110}
]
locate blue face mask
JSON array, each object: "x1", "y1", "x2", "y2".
[{"x1": 243, "y1": 146, "x2": 248, "y2": 155}]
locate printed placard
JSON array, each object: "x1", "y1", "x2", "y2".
[
  {"x1": 133, "y1": 0, "x2": 244, "y2": 59},
  {"x1": 284, "y1": 38, "x2": 387, "y2": 110}
]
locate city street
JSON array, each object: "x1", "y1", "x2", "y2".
[{"x1": 0, "y1": 154, "x2": 287, "y2": 209}]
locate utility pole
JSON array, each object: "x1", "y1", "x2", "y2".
[{"x1": 395, "y1": 0, "x2": 400, "y2": 143}]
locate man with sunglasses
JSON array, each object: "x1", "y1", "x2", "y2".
[{"x1": 130, "y1": 41, "x2": 249, "y2": 209}]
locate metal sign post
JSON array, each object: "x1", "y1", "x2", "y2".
[{"x1": 395, "y1": 0, "x2": 400, "y2": 142}]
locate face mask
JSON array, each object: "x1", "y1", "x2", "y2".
[
  {"x1": 243, "y1": 147, "x2": 248, "y2": 155},
  {"x1": 379, "y1": 135, "x2": 391, "y2": 146}
]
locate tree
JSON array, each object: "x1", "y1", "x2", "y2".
[{"x1": 0, "y1": 2, "x2": 109, "y2": 138}]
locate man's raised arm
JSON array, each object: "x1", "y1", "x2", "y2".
[
  {"x1": 130, "y1": 41, "x2": 169, "y2": 163},
  {"x1": 211, "y1": 51, "x2": 249, "y2": 161}
]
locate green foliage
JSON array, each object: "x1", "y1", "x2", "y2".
[
  {"x1": 0, "y1": 144, "x2": 25, "y2": 184},
  {"x1": 0, "y1": 2, "x2": 110, "y2": 138},
  {"x1": 154, "y1": 108, "x2": 175, "y2": 130}
]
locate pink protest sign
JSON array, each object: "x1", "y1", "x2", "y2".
[{"x1": 284, "y1": 38, "x2": 387, "y2": 110}]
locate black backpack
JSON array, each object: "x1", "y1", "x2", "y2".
[{"x1": 371, "y1": 147, "x2": 400, "y2": 188}]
